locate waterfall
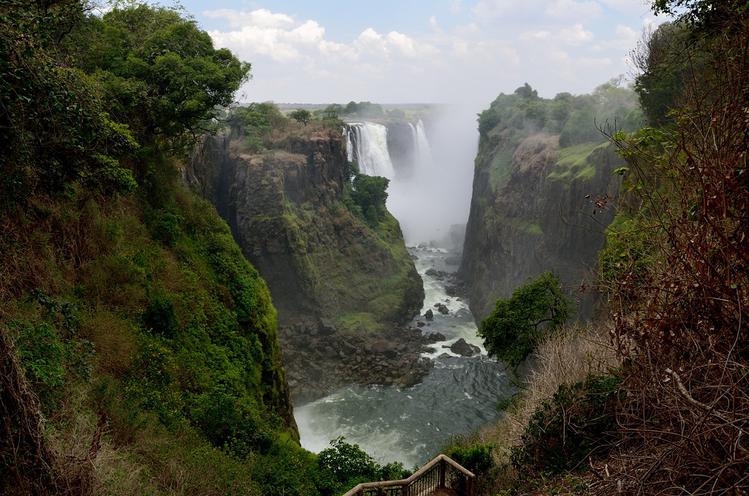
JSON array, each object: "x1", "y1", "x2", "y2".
[
  {"x1": 345, "y1": 122, "x2": 396, "y2": 179},
  {"x1": 413, "y1": 119, "x2": 433, "y2": 170}
]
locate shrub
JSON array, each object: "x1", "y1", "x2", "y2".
[
  {"x1": 142, "y1": 293, "x2": 179, "y2": 338},
  {"x1": 445, "y1": 444, "x2": 494, "y2": 475},
  {"x1": 190, "y1": 388, "x2": 274, "y2": 457},
  {"x1": 317, "y1": 437, "x2": 379, "y2": 486},
  {"x1": 290, "y1": 109, "x2": 312, "y2": 125},
  {"x1": 11, "y1": 321, "x2": 66, "y2": 411},
  {"x1": 511, "y1": 374, "x2": 621, "y2": 475},
  {"x1": 150, "y1": 209, "x2": 183, "y2": 246}
]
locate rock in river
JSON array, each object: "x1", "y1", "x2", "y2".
[{"x1": 444, "y1": 338, "x2": 481, "y2": 357}]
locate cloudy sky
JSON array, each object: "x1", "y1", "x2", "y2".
[{"x1": 171, "y1": 0, "x2": 664, "y2": 104}]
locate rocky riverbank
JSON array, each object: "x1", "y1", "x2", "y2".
[{"x1": 281, "y1": 320, "x2": 442, "y2": 403}]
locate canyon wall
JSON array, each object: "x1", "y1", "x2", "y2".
[
  {"x1": 184, "y1": 128, "x2": 426, "y2": 400},
  {"x1": 460, "y1": 100, "x2": 626, "y2": 321}
]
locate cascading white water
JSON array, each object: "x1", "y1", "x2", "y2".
[
  {"x1": 344, "y1": 127, "x2": 355, "y2": 163},
  {"x1": 413, "y1": 119, "x2": 433, "y2": 172},
  {"x1": 346, "y1": 122, "x2": 396, "y2": 179}
]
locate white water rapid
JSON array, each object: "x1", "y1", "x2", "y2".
[{"x1": 295, "y1": 246, "x2": 513, "y2": 468}]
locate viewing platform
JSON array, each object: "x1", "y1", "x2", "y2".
[{"x1": 343, "y1": 454, "x2": 476, "y2": 496}]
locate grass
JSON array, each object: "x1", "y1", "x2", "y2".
[
  {"x1": 489, "y1": 148, "x2": 515, "y2": 191},
  {"x1": 547, "y1": 142, "x2": 607, "y2": 183}
]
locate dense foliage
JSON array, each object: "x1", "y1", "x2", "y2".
[
  {"x1": 0, "y1": 2, "x2": 360, "y2": 495},
  {"x1": 594, "y1": 4, "x2": 749, "y2": 491},
  {"x1": 0, "y1": 2, "x2": 137, "y2": 211},
  {"x1": 228, "y1": 102, "x2": 289, "y2": 151},
  {"x1": 64, "y1": 5, "x2": 250, "y2": 146},
  {"x1": 349, "y1": 174, "x2": 390, "y2": 226},
  {"x1": 477, "y1": 80, "x2": 642, "y2": 147},
  {"x1": 445, "y1": 444, "x2": 495, "y2": 476},
  {"x1": 342, "y1": 101, "x2": 385, "y2": 118},
  {"x1": 290, "y1": 109, "x2": 312, "y2": 125},
  {"x1": 478, "y1": 273, "x2": 571, "y2": 367},
  {"x1": 511, "y1": 374, "x2": 621, "y2": 476}
]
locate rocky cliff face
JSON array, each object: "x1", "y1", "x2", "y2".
[
  {"x1": 460, "y1": 132, "x2": 623, "y2": 321},
  {"x1": 185, "y1": 129, "x2": 425, "y2": 400},
  {"x1": 386, "y1": 121, "x2": 417, "y2": 177}
]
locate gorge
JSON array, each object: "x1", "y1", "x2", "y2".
[
  {"x1": 185, "y1": 96, "x2": 631, "y2": 467},
  {"x1": 4, "y1": 2, "x2": 746, "y2": 494}
]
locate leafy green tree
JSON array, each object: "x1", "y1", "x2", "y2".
[
  {"x1": 632, "y1": 22, "x2": 695, "y2": 126},
  {"x1": 66, "y1": 4, "x2": 250, "y2": 146},
  {"x1": 290, "y1": 109, "x2": 312, "y2": 125},
  {"x1": 228, "y1": 103, "x2": 288, "y2": 151},
  {"x1": 445, "y1": 444, "x2": 494, "y2": 475},
  {"x1": 515, "y1": 82, "x2": 539, "y2": 99},
  {"x1": 343, "y1": 101, "x2": 384, "y2": 117},
  {"x1": 318, "y1": 437, "x2": 379, "y2": 486},
  {"x1": 0, "y1": 0, "x2": 137, "y2": 210},
  {"x1": 478, "y1": 273, "x2": 571, "y2": 367},
  {"x1": 651, "y1": 0, "x2": 747, "y2": 29},
  {"x1": 350, "y1": 174, "x2": 390, "y2": 226}
]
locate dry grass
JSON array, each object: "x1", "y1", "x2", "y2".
[
  {"x1": 81, "y1": 309, "x2": 138, "y2": 377},
  {"x1": 478, "y1": 323, "x2": 620, "y2": 462}
]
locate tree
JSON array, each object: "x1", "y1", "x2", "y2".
[
  {"x1": 0, "y1": 0, "x2": 137, "y2": 210},
  {"x1": 651, "y1": 0, "x2": 747, "y2": 29},
  {"x1": 632, "y1": 22, "x2": 694, "y2": 126},
  {"x1": 228, "y1": 103, "x2": 288, "y2": 151},
  {"x1": 350, "y1": 175, "x2": 389, "y2": 226},
  {"x1": 514, "y1": 82, "x2": 539, "y2": 99},
  {"x1": 290, "y1": 109, "x2": 312, "y2": 126},
  {"x1": 318, "y1": 437, "x2": 379, "y2": 486},
  {"x1": 65, "y1": 4, "x2": 250, "y2": 146},
  {"x1": 478, "y1": 273, "x2": 571, "y2": 367}
]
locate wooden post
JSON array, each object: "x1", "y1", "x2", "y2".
[
  {"x1": 403, "y1": 484, "x2": 410, "y2": 496},
  {"x1": 438, "y1": 459, "x2": 446, "y2": 488}
]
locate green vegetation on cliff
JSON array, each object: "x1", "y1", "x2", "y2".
[
  {"x1": 476, "y1": 80, "x2": 642, "y2": 192},
  {"x1": 0, "y1": 2, "x2": 389, "y2": 495},
  {"x1": 461, "y1": 81, "x2": 637, "y2": 321},
  {"x1": 193, "y1": 105, "x2": 423, "y2": 336},
  {"x1": 456, "y1": 2, "x2": 749, "y2": 494}
]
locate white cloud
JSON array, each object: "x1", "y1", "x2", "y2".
[
  {"x1": 203, "y1": 6, "x2": 649, "y2": 104},
  {"x1": 472, "y1": 0, "x2": 601, "y2": 21},
  {"x1": 559, "y1": 23, "x2": 595, "y2": 45},
  {"x1": 204, "y1": 8, "x2": 294, "y2": 29},
  {"x1": 545, "y1": 0, "x2": 602, "y2": 20},
  {"x1": 521, "y1": 23, "x2": 593, "y2": 45},
  {"x1": 599, "y1": 0, "x2": 650, "y2": 15}
]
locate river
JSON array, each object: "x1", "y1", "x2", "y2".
[{"x1": 294, "y1": 246, "x2": 515, "y2": 468}]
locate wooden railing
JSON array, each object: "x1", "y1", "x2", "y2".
[{"x1": 342, "y1": 454, "x2": 476, "y2": 496}]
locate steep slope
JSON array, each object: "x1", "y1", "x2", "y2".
[
  {"x1": 0, "y1": 179, "x2": 306, "y2": 493},
  {"x1": 460, "y1": 85, "x2": 637, "y2": 321},
  {"x1": 186, "y1": 125, "x2": 426, "y2": 399}
]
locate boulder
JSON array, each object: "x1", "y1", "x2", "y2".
[
  {"x1": 424, "y1": 332, "x2": 446, "y2": 343},
  {"x1": 448, "y1": 338, "x2": 480, "y2": 357},
  {"x1": 425, "y1": 268, "x2": 449, "y2": 280},
  {"x1": 434, "y1": 303, "x2": 449, "y2": 315},
  {"x1": 424, "y1": 309, "x2": 434, "y2": 321}
]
